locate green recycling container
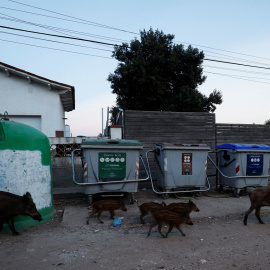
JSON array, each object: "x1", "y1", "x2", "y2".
[
  {"x1": 81, "y1": 138, "x2": 143, "y2": 196},
  {"x1": 0, "y1": 120, "x2": 54, "y2": 232}
]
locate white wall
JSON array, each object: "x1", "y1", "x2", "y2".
[{"x1": 0, "y1": 72, "x2": 65, "y2": 137}]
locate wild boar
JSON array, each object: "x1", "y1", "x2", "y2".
[
  {"x1": 86, "y1": 199, "x2": 127, "y2": 224},
  {"x1": 147, "y1": 209, "x2": 193, "y2": 238},
  {"x1": 0, "y1": 191, "x2": 43, "y2": 235},
  {"x1": 244, "y1": 187, "x2": 270, "y2": 225},
  {"x1": 166, "y1": 200, "x2": 200, "y2": 214},
  {"x1": 137, "y1": 201, "x2": 167, "y2": 224}
]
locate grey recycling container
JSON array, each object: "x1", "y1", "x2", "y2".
[
  {"x1": 154, "y1": 143, "x2": 210, "y2": 193},
  {"x1": 216, "y1": 143, "x2": 270, "y2": 194},
  {"x1": 75, "y1": 138, "x2": 145, "y2": 203}
]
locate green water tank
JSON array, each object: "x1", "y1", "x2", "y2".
[{"x1": 0, "y1": 120, "x2": 54, "y2": 232}]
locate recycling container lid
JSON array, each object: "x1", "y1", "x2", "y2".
[
  {"x1": 81, "y1": 138, "x2": 143, "y2": 149},
  {"x1": 216, "y1": 143, "x2": 270, "y2": 150},
  {"x1": 155, "y1": 143, "x2": 210, "y2": 150}
]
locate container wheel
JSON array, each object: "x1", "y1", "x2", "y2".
[
  {"x1": 218, "y1": 184, "x2": 224, "y2": 193},
  {"x1": 233, "y1": 189, "x2": 240, "y2": 198},
  {"x1": 129, "y1": 193, "x2": 135, "y2": 205},
  {"x1": 87, "y1": 195, "x2": 93, "y2": 205},
  {"x1": 162, "y1": 193, "x2": 170, "y2": 199},
  {"x1": 174, "y1": 193, "x2": 183, "y2": 199}
]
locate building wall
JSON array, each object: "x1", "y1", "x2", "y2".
[{"x1": 0, "y1": 71, "x2": 65, "y2": 137}]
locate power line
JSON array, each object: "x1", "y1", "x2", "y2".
[
  {"x1": 2, "y1": 25, "x2": 270, "y2": 71},
  {"x1": 204, "y1": 58, "x2": 270, "y2": 70},
  {"x1": 205, "y1": 71, "x2": 270, "y2": 81},
  {"x1": 2, "y1": 35, "x2": 270, "y2": 84},
  {"x1": 4, "y1": 12, "x2": 267, "y2": 66},
  {"x1": 2, "y1": 36, "x2": 269, "y2": 85},
  {"x1": 203, "y1": 65, "x2": 270, "y2": 76},
  {"x1": 203, "y1": 50, "x2": 270, "y2": 67},
  {"x1": 176, "y1": 40, "x2": 270, "y2": 62},
  {"x1": 6, "y1": 0, "x2": 138, "y2": 35},
  {"x1": 0, "y1": 30, "x2": 113, "y2": 52},
  {"x1": 0, "y1": 12, "x2": 129, "y2": 43},
  {"x1": 5, "y1": 0, "x2": 270, "y2": 65},
  {"x1": 0, "y1": 25, "x2": 120, "y2": 46},
  {"x1": 0, "y1": 38, "x2": 113, "y2": 59},
  {"x1": 204, "y1": 71, "x2": 270, "y2": 85}
]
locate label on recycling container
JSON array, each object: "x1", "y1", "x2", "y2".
[
  {"x1": 182, "y1": 153, "x2": 192, "y2": 175},
  {"x1": 246, "y1": 154, "x2": 263, "y2": 175},
  {"x1": 98, "y1": 152, "x2": 126, "y2": 179}
]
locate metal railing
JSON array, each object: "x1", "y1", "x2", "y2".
[{"x1": 71, "y1": 148, "x2": 149, "y2": 186}]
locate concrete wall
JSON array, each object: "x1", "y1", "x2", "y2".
[
  {"x1": 0, "y1": 71, "x2": 65, "y2": 137},
  {"x1": 49, "y1": 137, "x2": 84, "y2": 194}
]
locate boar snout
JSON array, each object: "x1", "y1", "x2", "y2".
[{"x1": 32, "y1": 213, "x2": 43, "y2": 221}]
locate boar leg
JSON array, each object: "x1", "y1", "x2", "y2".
[
  {"x1": 86, "y1": 209, "x2": 98, "y2": 224},
  {"x1": 176, "y1": 225, "x2": 186, "y2": 236},
  {"x1": 255, "y1": 206, "x2": 264, "y2": 224},
  {"x1": 244, "y1": 206, "x2": 255, "y2": 225},
  {"x1": 109, "y1": 210, "x2": 115, "y2": 219},
  {"x1": 140, "y1": 214, "x2": 145, "y2": 224},
  {"x1": 7, "y1": 219, "x2": 19, "y2": 235},
  {"x1": 147, "y1": 221, "x2": 157, "y2": 237},
  {"x1": 96, "y1": 211, "x2": 104, "y2": 224},
  {"x1": 165, "y1": 225, "x2": 174, "y2": 238},
  {"x1": 157, "y1": 224, "x2": 165, "y2": 238}
]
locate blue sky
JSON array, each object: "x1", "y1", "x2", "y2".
[{"x1": 1, "y1": 0, "x2": 270, "y2": 136}]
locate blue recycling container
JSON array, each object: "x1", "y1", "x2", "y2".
[{"x1": 216, "y1": 144, "x2": 270, "y2": 193}]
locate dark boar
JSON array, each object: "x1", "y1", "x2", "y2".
[
  {"x1": 244, "y1": 187, "x2": 270, "y2": 225},
  {"x1": 86, "y1": 199, "x2": 127, "y2": 224},
  {"x1": 0, "y1": 191, "x2": 43, "y2": 235},
  {"x1": 137, "y1": 201, "x2": 167, "y2": 224},
  {"x1": 147, "y1": 209, "x2": 193, "y2": 238},
  {"x1": 166, "y1": 200, "x2": 200, "y2": 214}
]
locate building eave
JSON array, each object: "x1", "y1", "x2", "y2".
[{"x1": 0, "y1": 61, "x2": 75, "y2": 112}]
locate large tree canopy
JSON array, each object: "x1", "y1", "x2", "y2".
[{"x1": 108, "y1": 28, "x2": 222, "y2": 112}]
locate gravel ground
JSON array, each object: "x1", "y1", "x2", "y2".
[{"x1": 1, "y1": 189, "x2": 270, "y2": 270}]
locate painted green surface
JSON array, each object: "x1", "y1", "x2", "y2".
[
  {"x1": 0, "y1": 120, "x2": 54, "y2": 232},
  {"x1": 2, "y1": 207, "x2": 55, "y2": 233},
  {"x1": 98, "y1": 152, "x2": 126, "y2": 178},
  {"x1": 0, "y1": 120, "x2": 51, "y2": 165}
]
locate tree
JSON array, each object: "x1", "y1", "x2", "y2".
[
  {"x1": 108, "y1": 28, "x2": 222, "y2": 112},
  {"x1": 264, "y1": 119, "x2": 270, "y2": 125}
]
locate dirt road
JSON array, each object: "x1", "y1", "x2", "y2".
[{"x1": 1, "y1": 190, "x2": 270, "y2": 270}]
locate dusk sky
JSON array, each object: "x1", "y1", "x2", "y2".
[{"x1": 1, "y1": 0, "x2": 270, "y2": 136}]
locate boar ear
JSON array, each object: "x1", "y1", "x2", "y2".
[
  {"x1": 22, "y1": 194, "x2": 29, "y2": 203},
  {"x1": 22, "y1": 192, "x2": 32, "y2": 203},
  {"x1": 25, "y1": 192, "x2": 32, "y2": 199}
]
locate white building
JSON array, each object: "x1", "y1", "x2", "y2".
[{"x1": 0, "y1": 62, "x2": 75, "y2": 137}]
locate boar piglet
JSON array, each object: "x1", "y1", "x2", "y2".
[
  {"x1": 244, "y1": 187, "x2": 270, "y2": 225},
  {"x1": 166, "y1": 200, "x2": 200, "y2": 214},
  {"x1": 147, "y1": 209, "x2": 193, "y2": 238},
  {"x1": 86, "y1": 199, "x2": 127, "y2": 224},
  {"x1": 137, "y1": 201, "x2": 167, "y2": 224},
  {"x1": 0, "y1": 191, "x2": 43, "y2": 236}
]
